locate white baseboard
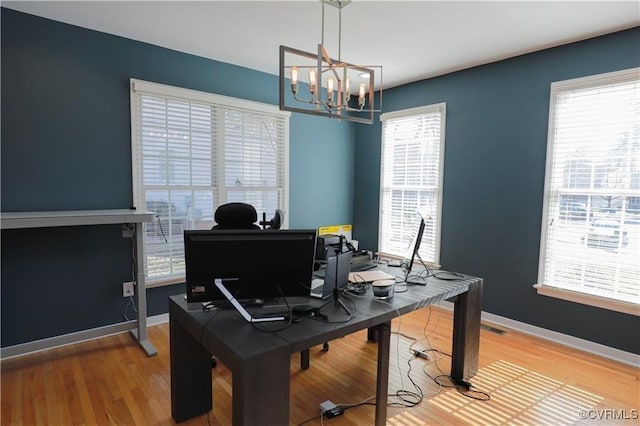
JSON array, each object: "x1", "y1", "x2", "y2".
[
  {"x1": 147, "y1": 313, "x2": 169, "y2": 327},
  {"x1": 0, "y1": 313, "x2": 170, "y2": 360},
  {"x1": 438, "y1": 301, "x2": 639, "y2": 367},
  {"x1": 2, "y1": 307, "x2": 637, "y2": 367}
]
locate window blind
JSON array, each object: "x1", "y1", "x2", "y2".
[
  {"x1": 131, "y1": 80, "x2": 289, "y2": 285},
  {"x1": 379, "y1": 104, "x2": 446, "y2": 264},
  {"x1": 538, "y1": 68, "x2": 640, "y2": 307}
]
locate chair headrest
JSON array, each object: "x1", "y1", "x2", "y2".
[{"x1": 213, "y1": 203, "x2": 260, "y2": 229}]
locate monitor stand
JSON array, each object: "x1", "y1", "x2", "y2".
[
  {"x1": 214, "y1": 279, "x2": 286, "y2": 323},
  {"x1": 333, "y1": 287, "x2": 352, "y2": 315},
  {"x1": 331, "y1": 252, "x2": 352, "y2": 315}
]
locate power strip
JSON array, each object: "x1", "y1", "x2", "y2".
[
  {"x1": 319, "y1": 400, "x2": 344, "y2": 418},
  {"x1": 411, "y1": 348, "x2": 430, "y2": 360}
]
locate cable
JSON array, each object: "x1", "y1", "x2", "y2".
[
  {"x1": 296, "y1": 414, "x2": 323, "y2": 426},
  {"x1": 345, "y1": 290, "x2": 426, "y2": 408},
  {"x1": 123, "y1": 232, "x2": 138, "y2": 321},
  {"x1": 153, "y1": 214, "x2": 169, "y2": 243},
  {"x1": 249, "y1": 285, "x2": 295, "y2": 333},
  {"x1": 309, "y1": 290, "x2": 358, "y2": 324},
  {"x1": 391, "y1": 331, "x2": 418, "y2": 341},
  {"x1": 416, "y1": 313, "x2": 491, "y2": 403},
  {"x1": 123, "y1": 295, "x2": 138, "y2": 322},
  {"x1": 415, "y1": 251, "x2": 465, "y2": 281},
  {"x1": 337, "y1": 395, "x2": 376, "y2": 411},
  {"x1": 430, "y1": 374, "x2": 491, "y2": 401},
  {"x1": 456, "y1": 384, "x2": 491, "y2": 401}
]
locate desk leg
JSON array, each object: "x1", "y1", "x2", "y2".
[
  {"x1": 300, "y1": 349, "x2": 310, "y2": 370},
  {"x1": 450, "y1": 279, "x2": 483, "y2": 383},
  {"x1": 129, "y1": 222, "x2": 157, "y2": 357},
  {"x1": 367, "y1": 327, "x2": 377, "y2": 342},
  {"x1": 233, "y1": 346, "x2": 290, "y2": 426},
  {"x1": 170, "y1": 310, "x2": 212, "y2": 422},
  {"x1": 374, "y1": 321, "x2": 391, "y2": 426}
]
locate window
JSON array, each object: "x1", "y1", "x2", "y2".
[
  {"x1": 130, "y1": 79, "x2": 290, "y2": 285},
  {"x1": 379, "y1": 103, "x2": 446, "y2": 264},
  {"x1": 537, "y1": 68, "x2": 640, "y2": 314}
]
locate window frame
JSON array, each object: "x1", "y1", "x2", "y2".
[
  {"x1": 536, "y1": 68, "x2": 640, "y2": 316},
  {"x1": 378, "y1": 103, "x2": 447, "y2": 265},
  {"x1": 130, "y1": 79, "x2": 290, "y2": 287}
]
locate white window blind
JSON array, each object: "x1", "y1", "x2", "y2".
[
  {"x1": 538, "y1": 68, "x2": 640, "y2": 310},
  {"x1": 130, "y1": 79, "x2": 290, "y2": 285},
  {"x1": 379, "y1": 103, "x2": 446, "y2": 264}
]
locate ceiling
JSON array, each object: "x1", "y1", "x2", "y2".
[{"x1": 3, "y1": 1, "x2": 639, "y2": 89}]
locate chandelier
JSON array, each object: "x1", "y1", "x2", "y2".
[{"x1": 279, "y1": 0, "x2": 382, "y2": 124}]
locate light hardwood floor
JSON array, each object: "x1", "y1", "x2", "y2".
[{"x1": 2, "y1": 306, "x2": 638, "y2": 425}]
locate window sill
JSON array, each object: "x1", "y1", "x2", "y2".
[
  {"x1": 534, "y1": 284, "x2": 639, "y2": 316},
  {"x1": 146, "y1": 276, "x2": 185, "y2": 289}
]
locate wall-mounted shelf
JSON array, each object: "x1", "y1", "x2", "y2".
[{"x1": 1, "y1": 209, "x2": 157, "y2": 357}]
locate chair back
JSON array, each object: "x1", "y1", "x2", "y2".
[{"x1": 212, "y1": 203, "x2": 261, "y2": 230}]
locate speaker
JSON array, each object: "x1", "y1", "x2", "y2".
[{"x1": 372, "y1": 279, "x2": 395, "y2": 300}]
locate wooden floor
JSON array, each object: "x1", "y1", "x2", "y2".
[{"x1": 2, "y1": 306, "x2": 638, "y2": 425}]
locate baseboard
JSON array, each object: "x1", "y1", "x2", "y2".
[
  {"x1": 147, "y1": 313, "x2": 169, "y2": 327},
  {"x1": 3, "y1": 307, "x2": 637, "y2": 367},
  {"x1": 0, "y1": 313, "x2": 170, "y2": 360},
  {"x1": 438, "y1": 301, "x2": 639, "y2": 367}
]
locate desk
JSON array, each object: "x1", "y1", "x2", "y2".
[
  {"x1": 169, "y1": 268, "x2": 482, "y2": 425},
  {"x1": 1, "y1": 209, "x2": 157, "y2": 357}
]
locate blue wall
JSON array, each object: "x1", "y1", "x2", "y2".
[
  {"x1": 354, "y1": 27, "x2": 640, "y2": 354},
  {"x1": 2, "y1": 7, "x2": 637, "y2": 355},
  {"x1": 1, "y1": 8, "x2": 354, "y2": 347}
]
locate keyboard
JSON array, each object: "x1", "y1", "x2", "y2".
[
  {"x1": 350, "y1": 260, "x2": 377, "y2": 272},
  {"x1": 315, "y1": 260, "x2": 378, "y2": 277}
]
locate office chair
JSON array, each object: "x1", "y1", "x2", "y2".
[
  {"x1": 259, "y1": 209, "x2": 284, "y2": 230},
  {"x1": 212, "y1": 202, "x2": 261, "y2": 230}
]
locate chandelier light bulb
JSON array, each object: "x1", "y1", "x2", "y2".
[
  {"x1": 327, "y1": 77, "x2": 334, "y2": 103},
  {"x1": 290, "y1": 67, "x2": 298, "y2": 94},
  {"x1": 345, "y1": 77, "x2": 351, "y2": 101},
  {"x1": 309, "y1": 69, "x2": 317, "y2": 95},
  {"x1": 358, "y1": 83, "x2": 366, "y2": 108}
]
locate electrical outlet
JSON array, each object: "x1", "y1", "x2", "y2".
[
  {"x1": 122, "y1": 223, "x2": 134, "y2": 238},
  {"x1": 123, "y1": 281, "x2": 135, "y2": 297}
]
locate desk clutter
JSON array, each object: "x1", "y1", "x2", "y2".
[{"x1": 184, "y1": 217, "x2": 459, "y2": 327}]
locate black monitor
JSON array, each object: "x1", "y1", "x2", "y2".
[
  {"x1": 184, "y1": 229, "x2": 317, "y2": 303},
  {"x1": 405, "y1": 216, "x2": 426, "y2": 284}
]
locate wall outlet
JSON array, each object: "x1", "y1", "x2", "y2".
[
  {"x1": 122, "y1": 223, "x2": 134, "y2": 238},
  {"x1": 123, "y1": 281, "x2": 135, "y2": 297}
]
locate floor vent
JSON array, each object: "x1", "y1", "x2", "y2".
[{"x1": 481, "y1": 323, "x2": 508, "y2": 335}]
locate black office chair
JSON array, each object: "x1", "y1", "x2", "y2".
[
  {"x1": 212, "y1": 202, "x2": 261, "y2": 230},
  {"x1": 212, "y1": 202, "x2": 284, "y2": 230}
]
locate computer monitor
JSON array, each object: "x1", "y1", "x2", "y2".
[
  {"x1": 405, "y1": 216, "x2": 426, "y2": 284},
  {"x1": 184, "y1": 229, "x2": 317, "y2": 303}
]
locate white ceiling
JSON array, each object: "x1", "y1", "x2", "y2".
[{"x1": 3, "y1": 1, "x2": 639, "y2": 89}]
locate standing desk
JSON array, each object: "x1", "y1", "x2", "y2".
[
  {"x1": 169, "y1": 269, "x2": 483, "y2": 425},
  {"x1": 0, "y1": 209, "x2": 157, "y2": 357}
]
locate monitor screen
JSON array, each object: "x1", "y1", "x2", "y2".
[
  {"x1": 405, "y1": 215, "x2": 426, "y2": 282},
  {"x1": 184, "y1": 229, "x2": 317, "y2": 303}
]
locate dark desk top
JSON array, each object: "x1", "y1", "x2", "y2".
[
  {"x1": 276, "y1": 268, "x2": 480, "y2": 353},
  {"x1": 169, "y1": 266, "x2": 481, "y2": 367}
]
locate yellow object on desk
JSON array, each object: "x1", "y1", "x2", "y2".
[{"x1": 318, "y1": 224, "x2": 352, "y2": 240}]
